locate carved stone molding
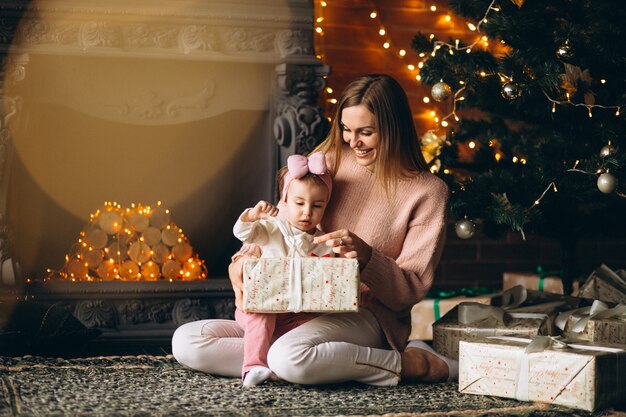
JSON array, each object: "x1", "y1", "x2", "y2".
[
  {"x1": 75, "y1": 300, "x2": 117, "y2": 328},
  {"x1": 173, "y1": 298, "x2": 212, "y2": 325},
  {"x1": 1, "y1": 1, "x2": 317, "y2": 64},
  {"x1": 25, "y1": 280, "x2": 236, "y2": 344},
  {"x1": 274, "y1": 63, "x2": 331, "y2": 166}
]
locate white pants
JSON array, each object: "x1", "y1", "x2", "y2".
[{"x1": 171, "y1": 309, "x2": 401, "y2": 386}]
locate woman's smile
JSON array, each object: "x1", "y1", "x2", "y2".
[{"x1": 341, "y1": 104, "x2": 380, "y2": 170}]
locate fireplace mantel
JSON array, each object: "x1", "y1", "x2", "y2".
[{"x1": 23, "y1": 278, "x2": 235, "y2": 345}]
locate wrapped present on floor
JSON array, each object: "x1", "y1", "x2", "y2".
[
  {"x1": 578, "y1": 264, "x2": 626, "y2": 304},
  {"x1": 432, "y1": 285, "x2": 579, "y2": 360},
  {"x1": 243, "y1": 257, "x2": 360, "y2": 313},
  {"x1": 555, "y1": 300, "x2": 626, "y2": 344},
  {"x1": 409, "y1": 290, "x2": 496, "y2": 341},
  {"x1": 503, "y1": 267, "x2": 579, "y2": 295},
  {"x1": 459, "y1": 336, "x2": 626, "y2": 411}
]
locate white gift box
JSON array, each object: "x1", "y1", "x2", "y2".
[
  {"x1": 243, "y1": 257, "x2": 360, "y2": 313},
  {"x1": 459, "y1": 336, "x2": 626, "y2": 411}
]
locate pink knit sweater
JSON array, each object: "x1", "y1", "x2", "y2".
[{"x1": 321, "y1": 146, "x2": 449, "y2": 351}]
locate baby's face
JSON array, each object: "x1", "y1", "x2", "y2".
[{"x1": 285, "y1": 179, "x2": 328, "y2": 233}]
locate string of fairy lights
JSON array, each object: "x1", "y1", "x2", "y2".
[
  {"x1": 314, "y1": 0, "x2": 449, "y2": 125},
  {"x1": 31, "y1": 201, "x2": 208, "y2": 282},
  {"x1": 314, "y1": 0, "x2": 623, "y2": 240}
]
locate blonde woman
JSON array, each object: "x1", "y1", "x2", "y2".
[{"x1": 172, "y1": 74, "x2": 456, "y2": 385}]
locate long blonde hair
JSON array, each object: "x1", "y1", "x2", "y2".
[{"x1": 313, "y1": 74, "x2": 428, "y2": 193}]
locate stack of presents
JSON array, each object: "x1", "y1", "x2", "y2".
[
  {"x1": 243, "y1": 256, "x2": 626, "y2": 411},
  {"x1": 410, "y1": 264, "x2": 626, "y2": 411}
]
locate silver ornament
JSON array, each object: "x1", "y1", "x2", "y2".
[
  {"x1": 501, "y1": 82, "x2": 522, "y2": 100},
  {"x1": 431, "y1": 82, "x2": 452, "y2": 102},
  {"x1": 600, "y1": 144, "x2": 615, "y2": 158},
  {"x1": 597, "y1": 172, "x2": 618, "y2": 194},
  {"x1": 455, "y1": 219, "x2": 475, "y2": 239},
  {"x1": 556, "y1": 43, "x2": 575, "y2": 62}
]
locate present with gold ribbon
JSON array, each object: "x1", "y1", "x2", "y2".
[
  {"x1": 459, "y1": 335, "x2": 626, "y2": 411},
  {"x1": 432, "y1": 285, "x2": 576, "y2": 360},
  {"x1": 578, "y1": 264, "x2": 626, "y2": 304},
  {"x1": 408, "y1": 289, "x2": 495, "y2": 341},
  {"x1": 555, "y1": 300, "x2": 626, "y2": 344}
]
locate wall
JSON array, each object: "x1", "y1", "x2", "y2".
[{"x1": 438, "y1": 224, "x2": 626, "y2": 291}]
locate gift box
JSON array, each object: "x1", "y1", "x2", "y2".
[
  {"x1": 243, "y1": 257, "x2": 360, "y2": 313},
  {"x1": 432, "y1": 301, "x2": 562, "y2": 360},
  {"x1": 431, "y1": 286, "x2": 581, "y2": 360},
  {"x1": 409, "y1": 294, "x2": 495, "y2": 341},
  {"x1": 503, "y1": 271, "x2": 571, "y2": 295},
  {"x1": 556, "y1": 300, "x2": 626, "y2": 344},
  {"x1": 578, "y1": 264, "x2": 626, "y2": 304},
  {"x1": 459, "y1": 336, "x2": 626, "y2": 411}
]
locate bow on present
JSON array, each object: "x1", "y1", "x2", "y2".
[
  {"x1": 555, "y1": 300, "x2": 626, "y2": 333},
  {"x1": 459, "y1": 285, "x2": 525, "y2": 325},
  {"x1": 458, "y1": 285, "x2": 560, "y2": 326},
  {"x1": 282, "y1": 151, "x2": 332, "y2": 202}
]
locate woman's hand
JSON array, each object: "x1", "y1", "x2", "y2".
[
  {"x1": 313, "y1": 229, "x2": 373, "y2": 268},
  {"x1": 228, "y1": 245, "x2": 262, "y2": 310},
  {"x1": 228, "y1": 256, "x2": 246, "y2": 310}
]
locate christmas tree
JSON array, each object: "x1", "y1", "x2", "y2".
[{"x1": 413, "y1": 0, "x2": 626, "y2": 293}]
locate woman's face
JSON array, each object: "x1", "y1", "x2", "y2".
[{"x1": 340, "y1": 104, "x2": 380, "y2": 170}]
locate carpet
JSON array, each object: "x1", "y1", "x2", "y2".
[{"x1": 0, "y1": 355, "x2": 623, "y2": 417}]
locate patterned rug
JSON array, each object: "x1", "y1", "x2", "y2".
[{"x1": 0, "y1": 355, "x2": 623, "y2": 417}]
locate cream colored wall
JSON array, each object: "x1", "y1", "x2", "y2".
[{"x1": 6, "y1": 54, "x2": 275, "y2": 277}]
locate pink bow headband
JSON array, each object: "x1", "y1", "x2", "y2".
[{"x1": 281, "y1": 152, "x2": 332, "y2": 202}]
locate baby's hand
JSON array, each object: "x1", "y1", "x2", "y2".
[{"x1": 244, "y1": 201, "x2": 279, "y2": 222}]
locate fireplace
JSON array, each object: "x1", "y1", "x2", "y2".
[{"x1": 0, "y1": 0, "x2": 329, "y2": 345}]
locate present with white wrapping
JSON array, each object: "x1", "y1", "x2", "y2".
[
  {"x1": 243, "y1": 257, "x2": 360, "y2": 313},
  {"x1": 432, "y1": 286, "x2": 577, "y2": 360},
  {"x1": 459, "y1": 335, "x2": 626, "y2": 411},
  {"x1": 555, "y1": 300, "x2": 626, "y2": 344},
  {"x1": 409, "y1": 293, "x2": 496, "y2": 341},
  {"x1": 578, "y1": 264, "x2": 626, "y2": 304}
]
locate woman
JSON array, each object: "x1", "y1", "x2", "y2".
[{"x1": 172, "y1": 74, "x2": 457, "y2": 385}]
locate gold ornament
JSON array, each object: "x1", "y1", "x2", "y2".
[
  {"x1": 420, "y1": 130, "x2": 447, "y2": 163},
  {"x1": 597, "y1": 172, "x2": 618, "y2": 194},
  {"x1": 600, "y1": 144, "x2": 615, "y2": 158},
  {"x1": 501, "y1": 82, "x2": 522, "y2": 100},
  {"x1": 431, "y1": 82, "x2": 452, "y2": 102},
  {"x1": 455, "y1": 218, "x2": 476, "y2": 239},
  {"x1": 556, "y1": 43, "x2": 575, "y2": 62}
]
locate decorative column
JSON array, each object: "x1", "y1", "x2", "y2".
[
  {"x1": 274, "y1": 63, "x2": 331, "y2": 169},
  {"x1": 0, "y1": 53, "x2": 28, "y2": 286}
]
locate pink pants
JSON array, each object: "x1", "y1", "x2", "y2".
[{"x1": 234, "y1": 309, "x2": 318, "y2": 376}]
